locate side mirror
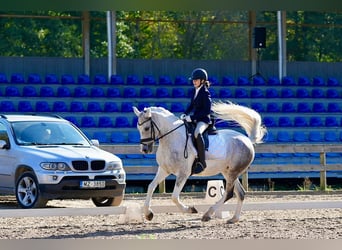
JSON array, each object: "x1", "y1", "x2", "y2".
[{"x1": 0, "y1": 140, "x2": 9, "y2": 149}]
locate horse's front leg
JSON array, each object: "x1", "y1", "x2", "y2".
[
  {"x1": 144, "y1": 167, "x2": 169, "y2": 221},
  {"x1": 171, "y1": 172, "x2": 198, "y2": 214}
]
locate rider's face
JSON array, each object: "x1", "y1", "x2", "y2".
[{"x1": 192, "y1": 79, "x2": 202, "y2": 88}]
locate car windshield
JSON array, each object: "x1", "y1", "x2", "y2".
[{"x1": 11, "y1": 121, "x2": 90, "y2": 146}]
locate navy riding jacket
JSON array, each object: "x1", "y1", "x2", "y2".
[{"x1": 184, "y1": 85, "x2": 212, "y2": 124}]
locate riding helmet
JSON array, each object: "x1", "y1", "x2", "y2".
[{"x1": 189, "y1": 68, "x2": 208, "y2": 81}]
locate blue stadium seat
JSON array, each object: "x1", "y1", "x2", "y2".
[
  {"x1": 18, "y1": 101, "x2": 34, "y2": 112},
  {"x1": 221, "y1": 75, "x2": 235, "y2": 86},
  {"x1": 327, "y1": 77, "x2": 339, "y2": 86},
  {"x1": 311, "y1": 88, "x2": 324, "y2": 98},
  {"x1": 45, "y1": 74, "x2": 59, "y2": 84},
  {"x1": 57, "y1": 86, "x2": 72, "y2": 97},
  {"x1": 64, "y1": 116, "x2": 79, "y2": 126},
  {"x1": 208, "y1": 76, "x2": 219, "y2": 85},
  {"x1": 171, "y1": 103, "x2": 185, "y2": 113},
  {"x1": 53, "y1": 101, "x2": 68, "y2": 112},
  {"x1": 293, "y1": 131, "x2": 308, "y2": 142},
  {"x1": 115, "y1": 116, "x2": 130, "y2": 127},
  {"x1": 0, "y1": 101, "x2": 16, "y2": 112},
  {"x1": 140, "y1": 87, "x2": 154, "y2": 98},
  {"x1": 128, "y1": 131, "x2": 141, "y2": 143},
  {"x1": 35, "y1": 101, "x2": 51, "y2": 112},
  {"x1": 267, "y1": 76, "x2": 280, "y2": 85},
  {"x1": 174, "y1": 75, "x2": 188, "y2": 85},
  {"x1": 252, "y1": 76, "x2": 266, "y2": 86},
  {"x1": 92, "y1": 132, "x2": 108, "y2": 143},
  {"x1": 156, "y1": 87, "x2": 170, "y2": 98},
  {"x1": 251, "y1": 102, "x2": 264, "y2": 112},
  {"x1": 277, "y1": 131, "x2": 291, "y2": 142},
  {"x1": 312, "y1": 76, "x2": 325, "y2": 86},
  {"x1": 281, "y1": 88, "x2": 295, "y2": 98},
  {"x1": 297, "y1": 102, "x2": 311, "y2": 113},
  {"x1": 110, "y1": 74, "x2": 124, "y2": 85},
  {"x1": 11, "y1": 73, "x2": 25, "y2": 83},
  {"x1": 325, "y1": 117, "x2": 339, "y2": 127},
  {"x1": 131, "y1": 116, "x2": 138, "y2": 127},
  {"x1": 107, "y1": 87, "x2": 121, "y2": 97},
  {"x1": 137, "y1": 102, "x2": 151, "y2": 110},
  {"x1": 326, "y1": 88, "x2": 340, "y2": 98},
  {"x1": 123, "y1": 87, "x2": 138, "y2": 98},
  {"x1": 264, "y1": 131, "x2": 276, "y2": 142},
  {"x1": 5, "y1": 86, "x2": 20, "y2": 96},
  {"x1": 209, "y1": 88, "x2": 217, "y2": 98},
  {"x1": 312, "y1": 102, "x2": 325, "y2": 112},
  {"x1": 263, "y1": 116, "x2": 277, "y2": 127},
  {"x1": 294, "y1": 116, "x2": 308, "y2": 127},
  {"x1": 70, "y1": 101, "x2": 85, "y2": 112},
  {"x1": 172, "y1": 88, "x2": 186, "y2": 98},
  {"x1": 74, "y1": 86, "x2": 88, "y2": 97},
  {"x1": 126, "y1": 74, "x2": 140, "y2": 85},
  {"x1": 22, "y1": 86, "x2": 38, "y2": 97},
  {"x1": 309, "y1": 116, "x2": 323, "y2": 127},
  {"x1": 81, "y1": 116, "x2": 97, "y2": 127},
  {"x1": 98, "y1": 116, "x2": 113, "y2": 127},
  {"x1": 121, "y1": 102, "x2": 134, "y2": 112},
  {"x1": 40, "y1": 86, "x2": 55, "y2": 97},
  {"x1": 77, "y1": 74, "x2": 91, "y2": 84},
  {"x1": 237, "y1": 76, "x2": 250, "y2": 86},
  {"x1": 309, "y1": 131, "x2": 322, "y2": 142},
  {"x1": 266, "y1": 102, "x2": 280, "y2": 112},
  {"x1": 327, "y1": 102, "x2": 341, "y2": 112},
  {"x1": 155, "y1": 102, "x2": 169, "y2": 110},
  {"x1": 87, "y1": 102, "x2": 102, "y2": 112},
  {"x1": 27, "y1": 73, "x2": 42, "y2": 84},
  {"x1": 219, "y1": 89, "x2": 233, "y2": 98},
  {"x1": 159, "y1": 75, "x2": 172, "y2": 85},
  {"x1": 296, "y1": 88, "x2": 310, "y2": 98},
  {"x1": 282, "y1": 102, "x2": 296, "y2": 112},
  {"x1": 111, "y1": 131, "x2": 127, "y2": 143},
  {"x1": 0, "y1": 73, "x2": 8, "y2": 83},
  {"x1": 278, "y1": 116, "x2": 292, "y2": 127},
  {"x1": 93, "y1": 74, "x2": 107, "y2": 84},
  {"x1": 90, "y1": 87, "x2": 105, "y2": 97},
  {"x1": 142, "y1": 75, "x2": 156, "y2": 85},
  {"x1": 265, "y1": 88, "x2": 279, "y2": 98},
  {"x1": 235, "y1": 88, "x2": 248, "y2": 98},
  {"x1": 297, "y1": 76, "x2": 310, "y2": 86},
  {"x1": 324, "y1": 131, "x2": 338, "y2": 142},
  {"x1": 282, "y1": 76, "x2": 296, "y2": 85},
  {"x1": 61, "y1": 74, "x2": 75, "y2": 84},
  {"x1": 250, "y1": 88, "x2": 264, "y2": 98},
  {"x1": 104, "y1": 102, "x2": 119, "y2": 112}
]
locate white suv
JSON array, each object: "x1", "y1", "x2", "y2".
[{"x1": 0, "y1": 114, "x2": 126, "y2": 208}]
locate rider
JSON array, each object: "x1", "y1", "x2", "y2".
[{"x1": 180, "y1": 68, "x2": 212, "y2": 174}]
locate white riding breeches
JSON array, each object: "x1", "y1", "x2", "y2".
[{"x1": 194, "y1": 121, "x2": 209, "y2": 138}]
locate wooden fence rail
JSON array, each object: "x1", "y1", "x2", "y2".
[{"x1": 101, "y1": 144, "x2": 342, "y2": 192}]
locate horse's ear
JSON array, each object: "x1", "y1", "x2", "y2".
[
  {"x1": 145, "y1": 107, "x2": 152, "y2": 118},
  {"x1": 133, "y1": 106, "x2": 140, "y2": 116}
]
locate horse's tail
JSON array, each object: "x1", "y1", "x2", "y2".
[{"x1": 211, "y1": 101, "x2": 267, "y2": 144}]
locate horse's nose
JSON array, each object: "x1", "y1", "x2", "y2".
[{"x1": 140, "y1": 144, "x2": 149, "y2": 154}]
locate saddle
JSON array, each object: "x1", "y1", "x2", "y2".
[{"x1": 184, "y1": 119, "x2": 217, "y2": 150}]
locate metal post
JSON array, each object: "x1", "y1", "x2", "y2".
[
  {"x1": 319, "y1": 152, "x2": 327, "y2": 191},
  {"x1": 242, "y1": 171, "x2": 249, "y2": 191},
  {"x1": 106, "y1": 11, "x2": 117, "y2": 81}
]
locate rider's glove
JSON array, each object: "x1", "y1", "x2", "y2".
[{"x1": 180, "y1": 114, "x2": 186, "y2": 120}]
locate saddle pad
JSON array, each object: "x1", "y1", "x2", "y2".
[{"x1": 206, "y1": 134, "x2": 227, "y2": 160}]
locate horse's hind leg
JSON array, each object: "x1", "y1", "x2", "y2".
[
  {"x1": 144, "y1": 167, "x2": 169, "y2": 221},
  {"x1": 227, "y1": 178, "x2": 246, "y2": 224}
]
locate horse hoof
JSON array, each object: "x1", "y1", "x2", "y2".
[
  {"x1": 145, "y1": 212, "x2": 154, "y2": 221},
  {"x1": 189, "y1": 206, "x2": 198, "y2": 213},
  {"x1": 201, "y1": 215, "x2": 211, "y2": 222},
  {"x1": 227, "y1": 218, "x2": 239, "y2": 224}
]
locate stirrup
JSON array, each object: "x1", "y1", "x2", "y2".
[{"x1": 192, "y1": 161, "x2": 205, "y2": 174}]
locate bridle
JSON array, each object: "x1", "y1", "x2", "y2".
[{"x1": 137, "y1": 116, "x2": 185, "y2": 146}]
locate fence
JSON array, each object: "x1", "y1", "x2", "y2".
[{"x1": 101, "y1": 144, "x2": 342, "y2": 192}]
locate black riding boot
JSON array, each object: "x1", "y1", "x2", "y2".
[{"x1": 193, "y1": 134, "x2": 207, "y2": 174}]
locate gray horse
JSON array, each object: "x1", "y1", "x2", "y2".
[{"x1": 133, "y1": 101, "x2": 267, "y2": 223}]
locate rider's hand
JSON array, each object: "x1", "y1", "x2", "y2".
[
  {"x1": 184, "y1": 115, "x2": 192, "y2": 122},
  {"x1": 180, "y1": 114, "x2": 186, "y2": 120}
]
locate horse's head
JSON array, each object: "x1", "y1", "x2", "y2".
[{"x1": 133, "y1": 106, "x2": 157, "y2": 154}]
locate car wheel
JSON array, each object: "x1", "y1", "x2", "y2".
[
  {"x1": 92, "y1": 195, "x2": 124, "y2": 207},
  {"x1": 15, "y1": 172, "x2": 48, "y2": 209}
]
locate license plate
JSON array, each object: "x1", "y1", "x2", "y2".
[{"x1": 80, "y1": 180, "x2": 105, "y2": 189}]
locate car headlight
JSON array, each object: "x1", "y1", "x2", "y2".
[
  {"x1": 107, "y1": 161, "x2": 122, "y2": 171},
  {"x1": 40, "y1": 162, "x2": 71, "y2": 171}
]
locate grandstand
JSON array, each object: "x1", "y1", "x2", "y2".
[{"x1": 1, "y1": 72, "x2": 342, "y2": 189}]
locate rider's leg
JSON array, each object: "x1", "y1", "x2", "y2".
[{"x1": 193, "y1": 122, "x2": 208, "y2": 174}]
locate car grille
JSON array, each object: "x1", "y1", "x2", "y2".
[{"x1": 72, "y1": 160, "x2": 106, "y2": 171}]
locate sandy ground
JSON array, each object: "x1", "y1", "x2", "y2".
[{"x1": 0, "y1": 192, "x2": 342, "y2": 239}]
